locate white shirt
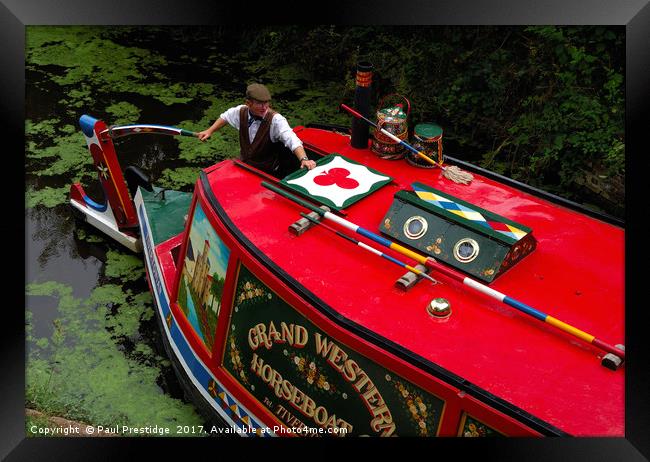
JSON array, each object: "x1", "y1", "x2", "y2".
[{"x1": 219, "y1": 105, "x2": 304, "y2": 153}]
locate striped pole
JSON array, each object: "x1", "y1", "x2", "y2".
[
  {"x1": 445, "y1": 272, "x2": 625, "y2": 360},
  {"x1": 262, "y1": 180, "x2": 625, "y2": 360},
  {"x1": 300, "y1": 212, "x2": 437, "y2": 284}
]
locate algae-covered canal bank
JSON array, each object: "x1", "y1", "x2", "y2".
[{"x1": 25, "y1": 26, "x2": 350, "y2": 436}]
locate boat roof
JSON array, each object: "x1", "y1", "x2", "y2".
[{"x1": 202, "y1": 126, "x2": 624, "y2": 436}]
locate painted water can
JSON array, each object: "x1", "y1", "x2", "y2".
[
  {"x1": 406, "y1": 123, "x2": 443, "y2": 168},
  {"x1": 371, "y1": 94, "x2": 410, "y2": 160}
]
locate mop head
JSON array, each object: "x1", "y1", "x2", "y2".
[{"x1": 442, "y1": 165, "x2": 474, "y2": 185}]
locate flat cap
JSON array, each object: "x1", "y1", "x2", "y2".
[{"x1": 246, "y1": 83, "x2": 272, "y2": 102}]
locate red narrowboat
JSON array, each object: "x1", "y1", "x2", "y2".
[{"x1": 69, "y1": 107, "x2": 624, "y2": 437}]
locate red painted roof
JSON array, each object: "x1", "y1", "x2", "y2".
[{"x1": 205, "y1": 126, "x2": 624, "y2": 436}]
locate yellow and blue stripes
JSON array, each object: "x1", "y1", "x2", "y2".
[
  {"x1": 300, "y1": 213, "x2": 436, "y2": 283},
  {"x1": 463, "y1": 278, "x2": 605, "y2": 353}
]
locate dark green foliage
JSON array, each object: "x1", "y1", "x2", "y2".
[{"x1": 234, "y1": 26, "x2": 624, "y2": 203}]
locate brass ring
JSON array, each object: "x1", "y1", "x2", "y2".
[
  {"x1": 403, "y1": 216, "x2": 428, "y2": 240},
  {"x1": 453, "y1": 238, "x2": 480, "y2": 263}
]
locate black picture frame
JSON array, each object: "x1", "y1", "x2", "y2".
[{"x1": 5, "y1": 0, "x2": 648, "y2": 459}]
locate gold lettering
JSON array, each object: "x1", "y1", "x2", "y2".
[
  {"x1": 290, "y1": 385, "x2": 303, "y2": 408},
  {"x1": 268, "y1": 321, "x2": 279, "y2": 342},
  {"x1": 250, "y1": 353, "x2": 264, "y2": 375},
  {"x1": 286, "y1": 414, "x2": 300, "y2": 427},
  {"x1": 313, "y1": 406, "x2": 328, "y2": 426},
  {"x1": 249, "y1": 322, "x2": 308, "y2": 350},
  {"x1": 261, "y1": 364, "x2": 273, "y2": 382},
  {"x1": 280, "y1": 379, "x2": 292, "y2": 401},
  {"x1": 353, "y1": 371, "x2": 372, "y2": 393},
  {"x1": 290, "y1": 416, "x2": 306, "y2": 429},
  {"x1": 254, "y1": 323, "x2": 272, "y2": 350},
  {"x1": 256, "y1": 356, "x2": 355, "y2": 436},
  {"x1": 327, "y1": 344, "x2": 348, "y2": 372},
  {"x1": 271, "y1": 370, "x2": 283, "y2": 397},
  {"x1": 294, "y1": 325, "x2": 308, "y2": 347},
  {"x1": 371, "y1": 404, "x2": 389, "y2": 418},
  {"x1": 338, "y1": 419, "x2": 353, "y2": 436},
  {"x1": 342, "y1": 358, "x2": 359, "y2": 382},
  {"x1": 275, "y1": 404, "x2": 289, "y2": 420},
  {"x1": 314, "y1": 333, "x2": 334, "y2": 357},
  {"x1": 313, "y1": 333, "x2": 397, "y2": 436},
  {"x1": 247, "y1": 326, "x2": 259, "y2": 350},
  {"x1": 254, "y1": 326, "x2": 399, "y2": 437},
  {"x1": 371, "y1": 405, "x2": 396, "y2": 436},
  {"x1": 276, "y1": 404, "x2": 313, "y2": 434},
  {"x1": 324, "y1": 413, "x2": 338, "y2": 430},
  {"x1": 376, "y1": 421, "x2": 397, "y2": 437},
  {"x1": 301, "y1": 394, "x2": 316, "y2": 418},
  {"x1": 362, "y1": 386, "x2": 384, "y2": 407},
  {"x1": 280, "y1": 322, "x2": 293, "y2": 345}
]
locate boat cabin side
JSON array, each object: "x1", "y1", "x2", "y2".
[{"x1": 136, "y1": 166, "x2": 557, "y2": 438}]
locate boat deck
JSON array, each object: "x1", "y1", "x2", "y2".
[
  {"x1": 202, "y1": 126, "x2": 624, "y2": 436},
  {"x1": 140, "y1": 187, "x2": 193, "y2": 245}
]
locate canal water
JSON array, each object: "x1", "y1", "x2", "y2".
[{"x1": 25, "y1": 26, "x2": 351, "y2": 436}]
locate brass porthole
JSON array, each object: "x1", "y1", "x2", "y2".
[
  {"x1": 403, "y1": 216, "x2": 428, "y2": 240},
  {"x1": 453, "y1": 238, "x2": 480, "y2": 263}
]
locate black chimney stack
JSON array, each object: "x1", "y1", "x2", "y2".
[{"x1": 350, "y1": 61, "x2": 373, "y2": 148}]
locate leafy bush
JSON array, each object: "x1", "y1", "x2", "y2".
[{"x1": 237, "y1": 25, "x2": 624, "y2": 194}]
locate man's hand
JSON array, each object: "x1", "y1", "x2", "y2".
[
  {"x1": 197, "y1": 130, "x2": 212, "y2": 142},
  {"x1": 301, "y1": 159, "x2": 317, "y2": 170}
]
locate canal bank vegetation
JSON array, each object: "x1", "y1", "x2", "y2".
[{"x1": 237, "y1": 25, "x2": 624, "y2": 216}]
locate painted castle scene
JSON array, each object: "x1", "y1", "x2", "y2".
[{"x1": 177, "y1": 202, "x2": 230, "y2": 352}]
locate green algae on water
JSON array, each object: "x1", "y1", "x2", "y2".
[
  {"x1": 156, "y1": 166, "x2": 203, "y2": 190},
  {"x1": 104, "y1": 249, "x2": 145, "y2": 283},
  {"x1": 75, "y1": 227, "x2": 106, "y2": 244},
  {"x1": 27, "y1": 129, "x2": 92, "y2": 176},
  {"x1": 106, "y1": 102, "x2": 141, "y2": 124},
  {"x1": 26, "y1": 280, "x2": 205, "y2": 435},
  {"x1": 176, "y1": 96, "x2": 239, "y2": 163},
  {"x1": 26, "y1": 118, "x2": 61, "y2": 140},
  {"x1": 27, "y1": 26, "x2": 216, "y2": 109},
  {"x1": 26, "y1": 186, "x2": 71, "y2": 209},
  {"x1": 27, "y1": 26, "x2": 166, "y2": 88}
]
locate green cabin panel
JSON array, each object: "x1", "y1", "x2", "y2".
[
  {"x1": 223, "y1": 264, "x2": 447, "y2": 437},
  {"x1": 379, "y1": 187, "x2": 536, "y2": 283}
]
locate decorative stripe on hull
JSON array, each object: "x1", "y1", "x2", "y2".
[{"x1": 135, "y1": 190, "x2": 273, "y2": 437}]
